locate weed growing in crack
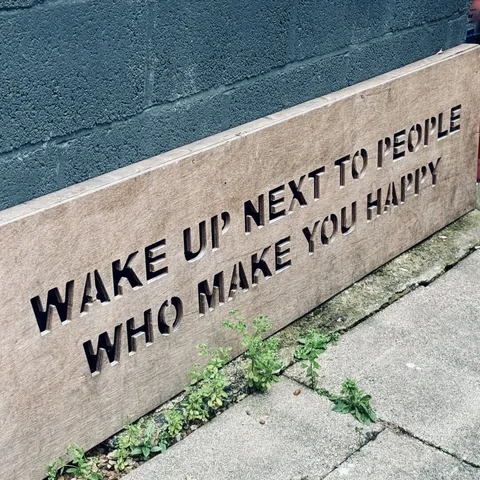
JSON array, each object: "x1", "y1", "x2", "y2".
[
  {"x1": 182, "y1": 344, "x2": 232, "y2": 423},
  {"x1": 46, "y1": 457, "x2": 66, "y2": 480},
  {"x1": 47, "y1": 444, "x2": 102, "y2": 480},
  {"x1": 46, "y1": 310, "x2": 282, "y2": 478},
  {"x1": 162, "y1": 409, "x2": 184, "y2": 439},
  {"x1": 224, "y1": 310, "x2": 282, "y2": 392},
  {"x1": 114, "y1": 420, "x2": 143, "y2": 471},
  {"x1": 331, "y1": 378, "x2": 376, "y2": 424},
  {"x1": 294, "y1": 330, "x2": 339, "y2": 389},
  {"x1": 113, "y1": 418, "x2": 167, "y2": 469},
  {"x1": 293, "y1": 333, "x2": 376, "y2": 425},
  {"x1": 129, "y1": 420, "x2": 167, "y2": 461}
]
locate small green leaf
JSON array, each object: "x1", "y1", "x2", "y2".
[
  {"x1": 331, "y1": 379, "x2": 376, "y2": 424},
  {"x1": 332, "y1": 405, "x2": 349, "y2": 414}
]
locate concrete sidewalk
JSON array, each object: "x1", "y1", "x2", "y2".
[{"x1": 125, "y1": 251, "x2": 480, "y2": 480}]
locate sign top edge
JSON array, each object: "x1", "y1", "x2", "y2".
[{"x1": 0, "y1": 44, "x2": 478, "y2": 226}]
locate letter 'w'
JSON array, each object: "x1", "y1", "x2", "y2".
[
  {"x1": 83, "y1": 325, "x2": 122, "y2": 376},
  {"x1": 30, "y1": 281, "x2": 74, "y2": 334}
]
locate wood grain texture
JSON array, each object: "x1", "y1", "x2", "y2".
[{"x1": 0, "y1": 45, "x2": 479, "y2": 479}]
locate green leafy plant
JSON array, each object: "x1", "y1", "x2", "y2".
[
  {"x1": 114, "y1": 421, "x2": 143, "y2": 471},
  {"x1": 162, "y1": 409, "x2": 184, "y2": 439},
  {"x1": 294, "y1": 331, "x2": 339, "y2": 389},
  {"x1": 113, "y1": 447, "x2": 129, "y2": 472},
  {"x1": 45, "y1": 344, "x2": 230, "y2": 477},
  {"x1": 114, "y1": 418, "x2": 167, "y2": 468},
  {"x1": 331, "y1": 378, "x2": 376, "y2": 424},
  {"x1": 129, "y1": 420, "x2": 167, "y2": 461},
  {"x1": 65, "y1": 444, "x2": 102, "y2": 480},
  {"x1": 46, "y1": 457, "x2": 66, "y2": 480},
  {"x1": 183, "y1": 385, "x2": 208, "y2": 423},
  {"x1": 183, "y1": 344, "x2": 231, "y2": 423},
  {"x1": 223, "y1": 310, "x2": 282, "y2": 392},
  {"x1": 46, "y1": 445, "x2": 100, "y2": 480}
]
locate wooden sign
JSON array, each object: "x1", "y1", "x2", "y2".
[{"x1": 0, "y1": 44, "x2": 478, "y2": 479}]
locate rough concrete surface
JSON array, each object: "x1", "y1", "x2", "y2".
[
  {"x1": 124, "y1": 377, "x2": 382, "y2": 480},
  {"x1": 276, "y1": 209, "x2": 480, "y2": 365},
  {"x1": 323, "y1": 430, "x2": 480, "y2": 480},
  {"x1": 286, "y1": 251, "x2": 480, "y2": 466},
  {"x1": 0, "y1": 2, "x2": 469, "y2": 209}
]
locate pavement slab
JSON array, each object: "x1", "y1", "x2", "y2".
[
  {"x1": 286, "y1": 251, "x2": 480, "y2": 466},
  {"x1": 323, "y1": 430, "x2": 480, "y2": 480},
  {"x1": 124, "y1": 377, "x2": 382, "y2": 480}
]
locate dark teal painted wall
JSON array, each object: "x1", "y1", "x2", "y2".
[{"x1": 0, "y1": 0, "x2": 470, "y2": 210}]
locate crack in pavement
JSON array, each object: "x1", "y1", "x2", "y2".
[
  {"x1": 380, "y1": 421, "x2": 480, "y2": 470},
  {"x1": 319, "y1": 427, "x2": 386, "y2": 479}
]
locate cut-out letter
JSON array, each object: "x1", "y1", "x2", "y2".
[
  {"x1": 112, "y1": 253, "x2": 143, "y2": 297},
  {"x1": 251, "y1": 247, "x2": 272, "y2": 285},
  {"x1": 184, "y1": 221, "x2": 207, "y2": 262},
  {"x1": 275, "y1": 237, "x2": 291, "y2": 272},
  {"x1": 127, "y1": 310, "x2": 153, "y2": 354},
  {"x1": 145, "y1": 239, "x2": 168, "y2": 281},
  {"x1": 158, "y1": 297, "x2": 183, "y2": 334},
  {"x1": 83, "y1": 324, "x2": 122, "y2": 376},
  {"x1": 198, "y1": 273, "x2": 225, "y2": 315},
  {"x1": 31, "y1": 280, "x2": 74, "y2": 335},
  {"x1": 81, "y1": 271, "x2": 110, "y2": 314},
  {"x1": 244, "y1": 195, "x2": 265, "y2": 233}
]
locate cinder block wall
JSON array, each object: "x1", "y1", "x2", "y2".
[{"x1": 0, "y1": 0, "x2": 470, "y2": 210}]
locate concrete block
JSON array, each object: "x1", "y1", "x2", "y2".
[
  {"x1": 347, "y1": 21, "x2": 451, "y2": 86},
  {"x1": 292, "y1": 0, "x2": 468, "y2": 59},
  {"x1": 151, "y1": 0, "x2": 290, "y2": 103},
  {"x1": 0, "y1": 0, "x2": 39, "y2": 8},
  {"x1": 447, "y1": 15, "x2": 471, "y2": 49},
  {"x1": 0, "y1": 93, "x2": 225, "y2": 210},
  {"x1": 0, "y1": 0, "x2": 147, "y2": 153},
  {"x1": 293, "y1": 0, "x2": 392, "y2": 59},
  {"x1": 60, "y1": 93, "x2": 225, "y2": 186},
  {"x1": 350, "y1": 0, "x2": 393, "y2": 44},
  {"x1": 292, "y1": 0, "x2": 354, "y2": 60},
  {"x1": 388, "y1": 0, "x2": 469, "y2": 32},
  {"x1": 222, "y1": 53, "x2": 348, "y2": 129},
  {"x1": 0, "y1": 148, "x2": 63, "y2": 209}
]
